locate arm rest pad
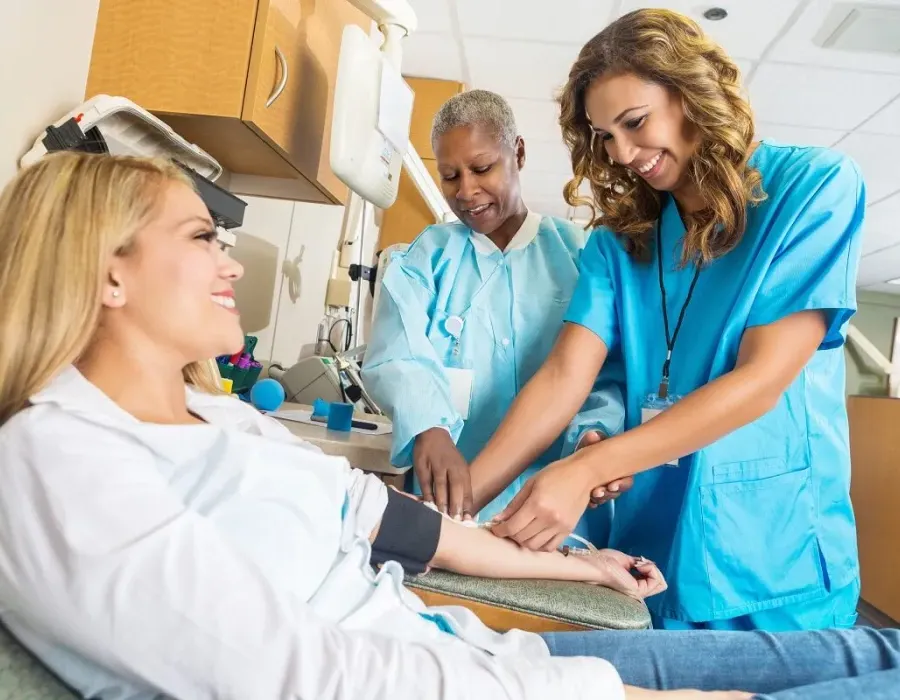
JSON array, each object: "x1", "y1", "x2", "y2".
[{"x1": 404, "y1": 569, "x2": 651, "y2": 631}]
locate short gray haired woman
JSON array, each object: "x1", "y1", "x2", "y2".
[{"x1": 363, "y1": 88, "x2": 628, "y2": 534}]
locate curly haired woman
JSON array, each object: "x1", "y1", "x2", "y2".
[{"x1": 468, "y1": 8, "x2": 865, "y2": 633}]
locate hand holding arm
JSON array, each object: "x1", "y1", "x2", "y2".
[
  {"x1": 492, "y1": 311, "x2": 828, "y2": 550},
  {"x1": 469, "y1": 324, "x2": 608, "y2": 511}
]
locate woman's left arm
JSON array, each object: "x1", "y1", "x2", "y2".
[
  {"x1": 493, "y1": 150, "x2": 866, "y2": 551},
  {"x1": 578, "y1": 309, "x2": 826, "y2": 485}
]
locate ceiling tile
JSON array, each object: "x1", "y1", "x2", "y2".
[
  {"x1": 619, "y1": 0, "x2": 802, "y2": 60},
  {"x1": 749, "y1": 63, "x2": 900, "y2": 130},
  {"x1": 400, "y1": 33, "x2": 464, "y2": 82},
  {"x1": 860, "y1": 282, "x2": 900, "y2": 295},
  {"x1": 769, "y1": 0, "x2": 900, "y2": 75},
  {"x1": 456, "y1": 0, "x2": 616, "y2": 44},
  {"x1": 834, "y1": 133, "x2": 900, "y2": 204},
  {"x1": 407, "y1": 0, "x2": 454, "y2": 34},
  {"x1": 754, "y1": 122, "x2": 845, "y2": 148},
  {"x1": 858, "y1": 96, "x2": 900, "y2": 136},
  {"x1": 506, "y1": 98, "x2": 561, "y2": 142},
  {"x1": 858, "y1": 243, "x2": 900, "y2": 286},
  {"x1": 464, "y1": 37, "x2": 581, "y2": 100},
  {"x1": 862, "y1": 193, "x2": 900, "y2": 257}
]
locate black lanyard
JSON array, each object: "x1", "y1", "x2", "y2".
[{"x1": 656, "y1": 222, "x2": 701, "y2": 399}]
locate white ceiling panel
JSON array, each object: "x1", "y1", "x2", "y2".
[
  {"x1": 755, "y1": 122, "x2": 846, "y2": 148},
  {"x1": 619, "y1": 0, "x2": 802, "y2": 60},
  {"x1": 401, "y1": 32, "x2": 464, "y2": 81},
  {"x1": 507, "y1": 98, "x2": 561, "y2": 142},
  {"x1": 456, "y1": 0, "x2": 616, "y2": 44},
  {"x1": 407, "y1": 0, "x2": 454, "y2": 34},
  {"x1": 769, "y1": 0, "x2": 900, "y2": 75},
  {"x1": 858, "y1": 96, "x2": 900, "y2": 136},
  {"x1": 862, "y1": 193, "x2": 900, "y2": 256},
  {"x1": 465, "y1": 37, "x2": 581, "y2": 100},
  {"x1": 749, "y1": 63, "x2": 900, "y2": 130},
  {"x1": 858, "y1": 243, "x2": 900, "y2": 286},
  {"x1": 835, "y1": 132, "x2": 900, "y2": 204},
  {"x1": 861, "y1": 282, "x2": 900, "y2": 295}
]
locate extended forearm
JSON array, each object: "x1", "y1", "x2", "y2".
[
  {"x1": 431, "y1": 519, "x2": 598, "y2": 582},
  {"x1": 581, "y1": 364, "x2": 780, "y2": 484},
  {"x1": 470, "y1": 364, "x2": 592, "y2": 510}
]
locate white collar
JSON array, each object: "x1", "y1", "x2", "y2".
[
  {"x1": 29, "y1": 365, "x2": 217, "y2": 423},
  {"x1": 470, "y1": 210, "x2": 543, "y2": 255}
]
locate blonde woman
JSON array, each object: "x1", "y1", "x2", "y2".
[
  {"x1": 469, "y1": 9, "x2": 864, "y2": 633},
  {"x1": 0, "y1": 152, "x2": 899, "y2": 699}
]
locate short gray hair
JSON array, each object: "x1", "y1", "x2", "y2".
[{"x1": 431, "y1": 89, "x2": 518, "y2": 150}]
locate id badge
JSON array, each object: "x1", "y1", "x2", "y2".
[
  {"x1": 641, "y1": 392, "x2": 680, "y2": 466},
  {"x1": 444, "y1": 367, "x2": 474, "y2": 420}
]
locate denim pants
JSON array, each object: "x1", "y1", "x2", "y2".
[{"x1": 542, "y1": 628, "x2": 900, "y2": 699}]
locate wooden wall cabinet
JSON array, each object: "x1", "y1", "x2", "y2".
[
  {"x1": 847, "y1": 395, "x2": 900, "y2": 622},
  {"x1": 377, "y1": 77, "x2": 464, "y2": 251},
  {"x1": 86, "y1": 0, "x2": 369, "y2": 204}
]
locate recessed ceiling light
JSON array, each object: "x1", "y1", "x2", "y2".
[{"x1": 703, "y1": 7, "x2": 728, "y2": 21}]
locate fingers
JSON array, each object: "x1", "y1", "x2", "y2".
[
  {"x1": 447, "y1": 465, "x2": 473, "y2": 520},
  {"x1": 493, "y1": 481, "x2": 532, "y2": 532},
  {"x1": 432, "y1": 467, "x2": 449, "y2": 514},
  {"x1": 577, "y1": 430, "x2": 605, "y2": 451},
  {"x1": 607, "y1": 475, "x2": 634, "y2": 494},
  {"x1": 461, "y1": 476, "x2": 475, "y2": 522},
  {"x1": 417, "y1": 462, "x2": 435, "y2": 505},
  {"x1": 634, "y1": 560, "x2": 667, "y2": 597}
]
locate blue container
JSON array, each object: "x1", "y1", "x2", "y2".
[{"x1": 326, "y1": 401, "x2": 354, "y2": 432}]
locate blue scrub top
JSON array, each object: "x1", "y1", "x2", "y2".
[
  {"x1": 565, "y1": 141, "x2": 865, "y2": 622},
  {"x1": 363, "y1": 213, "x2": 623, "y2": 540}
]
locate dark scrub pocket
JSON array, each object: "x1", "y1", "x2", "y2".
[{"x1": 700, "y1": 459, "x2": 824, "y2": 616}]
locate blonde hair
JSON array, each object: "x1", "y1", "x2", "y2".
[
  {"x1": 559, "y1": 8, "x2": 765, "y2": 264},
  {"x1": 0, "y1": 152, "x2": 222, "y2": 425}
]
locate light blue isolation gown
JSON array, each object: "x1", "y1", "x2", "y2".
[
  {"x1": 564, "y1": 142, "x2": 865, "y2": 630},
  {"x1": 363, "y1": 211, "x2": 624, "y2": 545}
]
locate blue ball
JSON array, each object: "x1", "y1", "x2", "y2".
[{"x1": 250, "y1": 378, "x2": 285, "y2": 412}]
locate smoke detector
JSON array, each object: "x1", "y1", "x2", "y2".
[{"x1": 814, "y1": 3, "x2": 900, "y2": 54}]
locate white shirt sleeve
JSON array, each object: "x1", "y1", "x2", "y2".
[{"x1": 0, "y1": 411, "x2": 624, "y2": 700}]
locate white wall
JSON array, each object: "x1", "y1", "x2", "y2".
[
  {"x1": 0, "y1": 0, "x2": 100, "y2": 185},
  {"x1": 230, "y1": 196, "x2": 381, "y2": 367}
]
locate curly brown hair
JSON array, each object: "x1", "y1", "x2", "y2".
[{"x1": 559, "y1": 8, "x2": 765, "y2": 264}]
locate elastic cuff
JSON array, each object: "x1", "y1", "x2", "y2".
[{"x1": 370, "y1": 488, "x2": 442, "y2": 574}]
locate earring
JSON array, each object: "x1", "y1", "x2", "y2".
[{"x1": 112, "y1": 290, "x2": 120, "y2": 298}]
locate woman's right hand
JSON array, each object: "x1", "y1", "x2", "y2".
[{"x1": 413, "y1": 427, "x2": 473, "y2": 519}]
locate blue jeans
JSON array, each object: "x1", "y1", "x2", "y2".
[{"x1": 542, "y1": 628, "x2": 900, "y2": 698}]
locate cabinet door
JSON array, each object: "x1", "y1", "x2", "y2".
[
  {"x1": 242, "y1": 0, "x2": 368, "y2": 205},
  {"x1": 87, "y1": 0, "x2": 258, "y2": 118}
]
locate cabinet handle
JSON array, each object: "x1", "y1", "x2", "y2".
[{"x1": 266, "y1": 46, "x2": 288, "y2": 108}]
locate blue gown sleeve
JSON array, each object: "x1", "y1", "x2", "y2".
[
  {"x1": 745, "y1": 152, "x2": 866, "y2": 350},
  {"x1": 559, "y1": 376, "x2": 625, "y2": 458},
  {"x1": 563, "y1": 229, "x2": 620, "y2": 352},
  {"x1": 361, "y1": 260, "x2": 464, "y2": 468}
]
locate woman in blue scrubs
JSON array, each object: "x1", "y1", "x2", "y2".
[
  {"x1": 362, "y1": 89, "x2": 623, "y2": 538},
  {"x1": 468, "y1": 9, "x2": 864, "y2": 632}
]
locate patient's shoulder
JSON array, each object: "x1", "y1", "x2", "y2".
[{"x1": 0, "y1": 402, "x2": 138, "y2": 466}]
